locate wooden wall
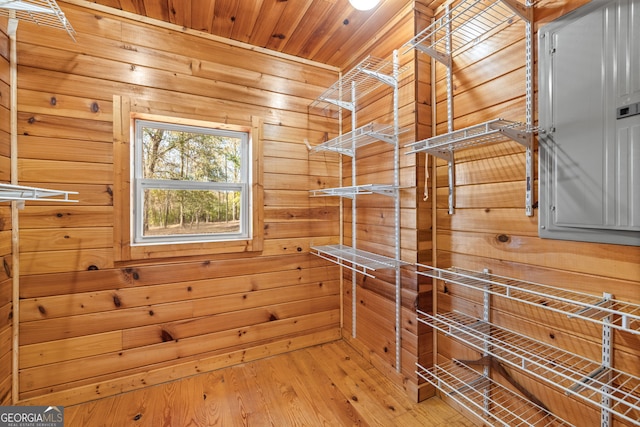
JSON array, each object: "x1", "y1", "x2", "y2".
[
  {"x1": 0, "y1": 24, "x2": 12, "y2": 406},
  {"x1": 424, "y1": 0, "x2": 640, "y2": 425},
  {"x1": 10, "y1": 1, "x2": 344, "y2": 406}
]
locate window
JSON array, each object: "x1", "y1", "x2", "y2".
[{"x1": 133, "y1": 119, "x2": 251, "y2": 245}]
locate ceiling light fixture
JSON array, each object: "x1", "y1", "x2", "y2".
[{"x1": 349, "y1": 0, "x2": 380, "y2": 11}]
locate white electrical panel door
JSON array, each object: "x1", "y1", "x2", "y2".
[{"x1": 538, "y1": 0, "x2": 640, "y2": 246}]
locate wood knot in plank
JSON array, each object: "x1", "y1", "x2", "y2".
[
  {"x1": 496, "y1": 234, "x2": 510, "y2": 243},
  {"x1": 161, "y1": 329, "x2": 174, "y2": 342},
  {"x1": 3, "y1": 258, "x2": 11, "y2": 278}
]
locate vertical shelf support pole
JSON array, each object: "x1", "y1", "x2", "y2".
[
  {"x1": 524, "y1": 2, "x2": 534, "y2": 216},
  {"x1": 600, "y1": 293, "x2": 613, "y2": 427},
  {"x1": 338, "y1": 72, "x2": 344, "y2": 334},
  {"x1": 392, "y1": 50, "x2": 402, "y2": 372},
  {"x1": 445, "y1": 4, "x2": 455, "y2": 215},
  {"x1": 351, "y1": 81, "x2": 358, "y2": 339},
  {"x1": 482, "y1": 268, "x2": 491, "y2": 413}
]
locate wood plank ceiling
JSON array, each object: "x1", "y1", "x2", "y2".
[{"x1": 85, "y1": 0, "x2": 415, "y2": 68}]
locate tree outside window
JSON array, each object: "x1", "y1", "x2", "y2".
[{"x1": 133, "y1": 119, "x2": 250, "y2": 244}]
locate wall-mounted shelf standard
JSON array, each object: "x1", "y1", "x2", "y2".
[
  {"x1": 311, "y1": 244, "x2": 407, "y2": 278},
  {"x1": 418, "y1": 266, "x2": 640, "y2": 426},
  {"x1": 417, "y1": 266, "x2": 640, "y2": 335},
  {"x1": 418, "y1": 310, "x2": 640, "y2": 426},
  {"x1": 0, "y1": 0, "x2": 76, "y2": 40},
  {"x1": 417, "y1": 361, "x2": 575, "y2": 426},
  {"x1": 0, "y1": 183, "x2": 77, "y2": 204},
  {"x1": 404, "y1": 0, "x2": 531, "y2": 66}
]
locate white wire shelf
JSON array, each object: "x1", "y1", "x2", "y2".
[
  {"x1": 405, "y1": 118, "x2": 534, "y2": 159},
  {"x1": 310, "y1": 184, "x2": 397, "y2": 198},
  {"x1": 418, "y1": 310, "x2": 640, "y2": 426},
  {"x1": 311, "y1": 244, "x2": 407, "y2": 278},
  {"x1": 0, "y1": 0, "x2": 76, "y2": 40},
  {"x1": 418, "y1": 361, "x2": 575, "y2": 426},
  {"x1": 308, "y1": 123, "x2": 409, "y2": 156},
  {"x1": 0, "y1": 183, "x2": 77, "y2": 203},
  {"x1": 403, "y1": 0, "x2": 530, "y2": 66},
  {"x1": 309, "y1": 55, "x2": 409, "y2": 116},
  {"x1": 417, "y1": 266, "x2": 640, "y2": 335}
]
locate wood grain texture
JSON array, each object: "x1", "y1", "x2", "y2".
[{"x1": 64, "y1": 340, "x2": 474, "y2": 427}]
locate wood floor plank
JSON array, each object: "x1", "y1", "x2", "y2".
[
  {"x1": 286, "y1": 350, "x2": 367, "y2": 426},
  {"x1": 63, "y1": 340, "x2": 470, "y2": 426},
  {"x1": 300, "y1": 342, "x2": 414, "y2": 425}
]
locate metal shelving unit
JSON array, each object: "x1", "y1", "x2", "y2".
[
  {"x1": 0, "y1": 183, "x2": 77, "y2": 204},
  {"x1": 403, "y1": 0, "x2": 535, "y2": 216},
  {"x1": 419, "y1": 310, "x2": 640, "y2": 426},
  {"x1": 0, "y1": 0, "x2": 76, "y2": 40},
  {"x1": 308, "y1": 52, "x2": 406, "y2": 371},
  {"x1": 418, "y1": 266, "x2": 640, "y2": 426},
  {"x1": 417, "y1": 361, "x2": 575, "y2": 426}
]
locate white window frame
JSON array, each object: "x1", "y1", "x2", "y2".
[{"x1": 132, "y1": 119, "x2": 251, "y2": 245}]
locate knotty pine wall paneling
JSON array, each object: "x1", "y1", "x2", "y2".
[
  {"x1": 0, "y1": 23, "x2": 12, "y2": 405},
  {"x1": 427, "y1": 0, "x2": 640, "y2": 424},
  {"x1": 11, "y1": 2, "x2": 342, "y2": 406}
]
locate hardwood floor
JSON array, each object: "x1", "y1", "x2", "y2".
[{"x1": 65, "y1": 340, "x2": 474, "y2": 426}]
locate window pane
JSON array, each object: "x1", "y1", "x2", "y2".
[
  {"x1": 143, "y1": 188, "x2": 242, "y2": 237},
  {"x1": 142, "y1": 126, "x2": 243, "y2": 183}
]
